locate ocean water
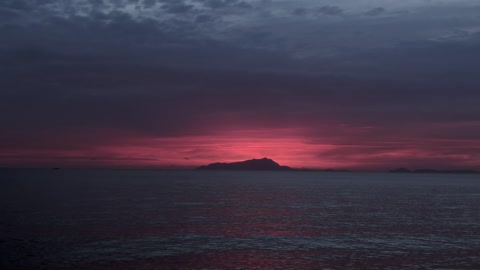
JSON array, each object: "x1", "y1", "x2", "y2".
[{"x1": 1, "y1": 169, "x2": 480, "y2": 269}]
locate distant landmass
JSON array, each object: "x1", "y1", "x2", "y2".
[
  {"x1": 197, "y1": 158, "x2": 352, "y2": 172},
  {"x1": 390, "y1": 168, "x2": 479, "y2": 174},
  {"x1": 197, "y1": 158, "x2": 292, "y2": 171}
]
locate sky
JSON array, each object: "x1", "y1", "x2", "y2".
[{"x1": 1, "y1": 0, "x2": 480, "y2": 170}]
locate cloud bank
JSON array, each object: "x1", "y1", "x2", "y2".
[{"x1": 1, "y1": 0, "x2": 480, "y2": 169}]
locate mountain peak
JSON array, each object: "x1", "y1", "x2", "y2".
[{"x1": 197, "y1": 158, "x2": 291, "y2": 171}]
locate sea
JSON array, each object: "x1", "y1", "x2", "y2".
[{"x1": 1, "y1": 169, "x2": 480, "y2": 269}]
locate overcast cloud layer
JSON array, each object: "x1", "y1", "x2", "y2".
[{"x1": 1, "y1": 0, "x2": 480, "y2": 169}]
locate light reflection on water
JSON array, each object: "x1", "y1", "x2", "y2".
[{"x1": 1, "y1": 170, "x2": 480, "y2": 269}]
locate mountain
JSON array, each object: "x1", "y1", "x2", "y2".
[{"x1": 197, "y1": 158, "x2": 292, "y2": 171}]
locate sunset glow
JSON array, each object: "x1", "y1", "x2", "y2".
[
  {"x1": 1, "y1": 0, "x2": 480, "y2": 171},
  {"x1": 2, "y1": 126, "x2": 480, "y2": 170}
]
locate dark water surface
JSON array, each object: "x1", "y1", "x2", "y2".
[{"x1": 1, "y1": 169, "x2": 480, "y2": 269}]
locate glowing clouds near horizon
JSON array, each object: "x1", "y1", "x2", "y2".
[
  {"x1": 2, "y1": 126, "x2": 479, "y2": 170},
  {"x1": 101, "y1": 132, "x2": 339, "y2": 169}
]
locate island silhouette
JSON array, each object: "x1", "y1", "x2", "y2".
[
  {"x1": 197, "y1": 158, "x2": 351, "y2": 172},
  {"x1": 197, "y1": 158, "x2": 292, "y2": 171},
  {"x1": 195, "y1": 159, "x2": 478, "y2": 173}
]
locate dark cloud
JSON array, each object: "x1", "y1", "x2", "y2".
[
  {"x1": 0, "y1": 0, "x2": 32, "y2": 11},
  {"x1": 0, "y1": 8, "x2": 20, "y2": 21},
  {"x1": 200, "y1": 0, "x2": 252, "y2": 10},
  {"x1": 293, "y1": 8, "x2": 307, "y2": 16},
  {"x1": 365, "y1": 7, "x2": 386, "y2": 16},
  {"x1": 141, "y1": 0, "x2": 156, "y2": 8},
  {"x1": 2, "y1": 54, "x2": 479, "y2": 142},
  {"x1": 195, "y1": 14, "x2": 215, "y2": 23},
  {"x1": 1, "y1": 0, "x2": 480, "y2": 169},
  {"x1": 317, "y1": 5, "x2": 343, "y2": 16},
  {"x1": 162, "y1": 2, "x2": 195, "y2": 14}
]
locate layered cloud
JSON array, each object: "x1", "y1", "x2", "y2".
[{"x1": 1, "y1": 0, "x2": 480, "y2": 169}]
